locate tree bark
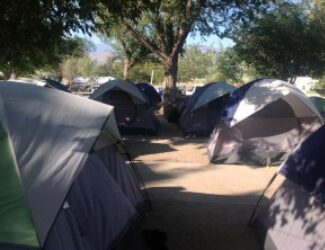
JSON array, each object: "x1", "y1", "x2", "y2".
[
  {"x1": 163, "y1": 54, "x2": 179, "y2": 89},
  {"x1": 3, "y1": 66, "x2": 14, "y2": 80},
  {"x1": 123, "y1": 58, "x2": 131, "y2": 80}
]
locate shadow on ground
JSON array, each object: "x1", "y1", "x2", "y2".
[
  {"x1": 119, "y1": 186, "x2": 267, "y2": 250},
  {"x1": 132, "y1": 161, "x2": 212, "y2": 184}
]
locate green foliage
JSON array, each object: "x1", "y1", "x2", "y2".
[
  {"x1": 97, "y1": 56, "x2": 164, "y2": 84},
  {"x1": 60, "y1": 57, "x2": 97, "y2": 81},
  {"x1": 129, "y1": 62, "x2": 164, "y2": 84},
  {"x1": 97, "y1": 0, "x2": 272, "y2": 87},
  {"x1": 232, "y1": 1, "x2": 325, "y2": 82},
  {"x1": 207, "y1": 48, "x2": 259, "y2": 85},
  {"x1": 96, "y1": 57, "x2": 124, "y2": 79},
  {"x1": 96, "y1": 44, "x2": 259, "y2": 85},
  {"x1": 178, "y1": 45, "x2": 217, "y2": 82},
  {"x1": 315, "y1": 75, "x2": 325, "y2": 89},
  {"x1": 0, "y1": 0, "x2": 98, "y2": 78},
  {"x1": 97, "y1": 20, "x2": 155, "y2": 79}
]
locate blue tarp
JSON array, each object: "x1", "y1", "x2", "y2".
[{"x1": 279, "y1": 124, "x2": 325, "y2": 203}]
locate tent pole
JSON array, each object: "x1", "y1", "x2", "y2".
[
  {"x1": 247, "y1": 172, "x2": 278, "y2": 226},
  {"x1": 124, "y1": 150, "x2": 152, "y2": 209}
]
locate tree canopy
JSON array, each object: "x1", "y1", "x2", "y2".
[
  {"x1": 231, "y1": 1, "x2": 325, "y2": 83},
  {"x1": 99, "y1": 23, "x2": 156, "y2": 80},
  {"x1": 98, "y1": 0, "x2": 271, "y2": 88},
  {"x1": 0, "y1": 0, "x2": 98, "y2": 79}
]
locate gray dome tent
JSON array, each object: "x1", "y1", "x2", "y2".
[
  {"x1": 208, "y1": 79, "x2": 323, "y2": 166},
  {"x1": 91, "y1": 80, "x2": 159, "y2": 135},
  {"x1": 179, "y1": 82, "x2": 237, "y2": 136},
  {"x1": 0, "y1": 82, "x2": 147, "y2": 249}
]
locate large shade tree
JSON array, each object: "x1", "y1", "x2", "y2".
[
  {"x1": 98, "y1": 0, "x2": 271, "y2": 88},
  {"x1": 231, "y1": 1, "x2": 325, "y2": 83}
]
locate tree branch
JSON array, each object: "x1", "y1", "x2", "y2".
[
  {"x1": 122, "y1": 19, "x2": 169, "y2": 61},
  {"x1": 171, "y1": 0, "x2": 207, "y2": 58}
]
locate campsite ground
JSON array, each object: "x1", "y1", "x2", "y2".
[{"x1": 120, "y1": 116, "x2": 284, "y2": 250}]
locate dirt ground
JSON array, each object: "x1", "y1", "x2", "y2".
[{"x1": 120, "y1": 116, "x2": 284, "y2": 250}]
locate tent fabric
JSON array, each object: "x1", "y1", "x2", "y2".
[
  {"x1": 0, "y1": 120, "x2": 38, "y2": 247},
  {"x1": 192, "y1": 82, "x2": 237, "y2": 111},
  {"x1": 208, "y1": 79, "x2": 323, "y2": 166},
  {"x1": 91, "y1": 80, "x2": 159, "y2": 135},
  {"x1": 254, "y1": 179, "x2": 325, "y2": 250},
  {"x1": 309, "y1": 96, "x2": 325, "y2": 118},
  {"x1": 179, "y1": 97, "x2": 226, "y2": 136},
  {"x1": 222, "y1": 79, "x2": 322, "y2": 127},
  {"x1": 179, "y1": 82, "x2": 236, "y2": 136},
  {"x1": 0, "y1": 81, "x2": 145, "y2": 249},
  {"x1": 8, "y1": 79, "x2": 69, "y2": 92},
  {"x1": 136, "y1": 83, "x2": 162, "y2": 108},
  {"x1": 44, "y1": 79, "x2": 70, "y2": 92},
  {"x1": 94, "y1": 147, "x2": 146, "y2": 210},
  {"x1": 44, "y1": 148, "x2": 139, "y2": 250},
  {"x1": 278, "y1": 124, "x2": 325, "y2": 204},
  {"x1": 1, "y1": 146, "x2": 144, "y2": 250},
  {"x1": 90, "y1": 79, "x2": 147, "y2": 104},
  {"x1": 254, "y1": 124, "x2": 325, "y2": 249}
]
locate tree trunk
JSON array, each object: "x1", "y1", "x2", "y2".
[
  {"x1": 3, "y1": 66, "x2": 14, "y2": 80},
  {"x1": 289, "y1": 76, "x2": 297, "y2": 84},
  {"x1": 57, "y1": 63, "x2": 64, "y2": 82},
  {"x1": 163, "y1": 54, "x2": 179, "y2": 89},
  {"x1": 123, "y1": 58, "x2": 131, "y2": 80},
  {"x1": 162, "y1": 54, "x2": 185, "y2": 121}
]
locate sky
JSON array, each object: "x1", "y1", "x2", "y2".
[
  {"x1": 78, "y1": 32, "x2": 235, "y2": 64},
  {"x1": 79, "y1": 32, "x2": 234, "y2": 53}
]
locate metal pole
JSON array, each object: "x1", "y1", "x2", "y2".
[
  {"x1": 150, "y1": 70, "x2": 154, "y2": 85},
  {"x1": 247, "y1": 172, "x2": 278, "y2": 226}
]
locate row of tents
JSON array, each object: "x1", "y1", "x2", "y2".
[
  {"x1": 0, "y1": 81, "x2": 148, "y2": 249},
  {"x1": 168, "y1": 79, "x2": 325, "y2": 249},
  {"x1": 179, "y1": 79, "x2": 324, "y2": 166},
  {"x1": 10, "y1": 78, "x2": 325, "y2": 168},
  {"x1": 2, "y1": 78, "x2": 325, "y2": 249},
  {"x1": 83, "y1": 78, "x2": 325, "y2": 168}
]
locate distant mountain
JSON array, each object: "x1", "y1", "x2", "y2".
[{"x1": 88, "y1": 43, "x2": 113, "y2": 64}]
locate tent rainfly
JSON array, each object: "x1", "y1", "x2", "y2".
[
  {"x1": 91, "y1": 80, "x2": 159, "y2": 135},
  {"x1": 136, "y1": 82, "x2": 162, "y2": 109},
  {"x1": 208, "y1": 79, "x2": 323, "y2": 166},
  {"x1": 309, "y1": 96, "x2": 325, "y2": 119},
  {"x1": 179, "y1": 82, "x2": 237, "y2": 136},
  {"x1": 8, "y1": 78, "x2": 70, "y2": 92},
  {"x1": 254, "y1": 124, "x2": 325, "y2": 250},
  {"x1": 0, "y1": 81, "x2": 147, "y2": 250}
]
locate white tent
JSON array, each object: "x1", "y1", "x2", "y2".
[{"x1": 208, "y1": 79, "x2": 323, "y2": 166}]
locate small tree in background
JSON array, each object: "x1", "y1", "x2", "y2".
[{"x1": 98, "y1": 22, "x2": 156, "y2": 80}]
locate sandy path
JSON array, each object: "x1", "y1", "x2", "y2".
[{"x1": 121, "y1": 117, "x2": 284, "y2": 250}]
